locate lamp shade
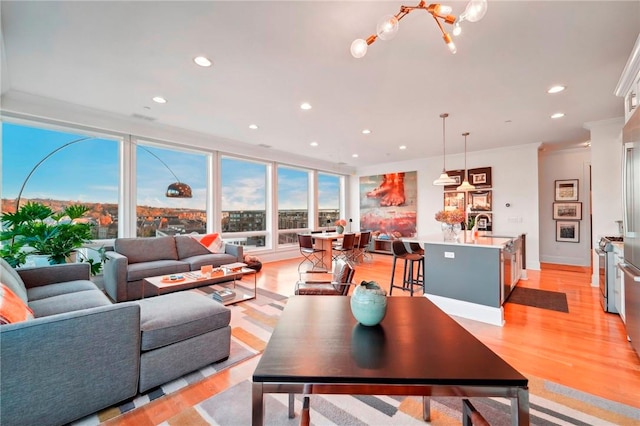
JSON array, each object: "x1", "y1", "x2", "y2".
[
  {"x1": 433, "y1": 171, "x2": 457, "y2": 186},
  {"x1": 456, "y1": 178, "x2": 476, "y2": 192},
  {"x1": 166, "y1": 182, "x2": 193, "y2": 198}
]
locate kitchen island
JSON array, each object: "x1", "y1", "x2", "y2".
[{"x1": 405, "y1": 232, "x2": 524, "y2": 326}]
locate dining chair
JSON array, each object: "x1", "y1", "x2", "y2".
[
  {"x1": 294, "y1": 258, "x2": 356, "y2": 296},
  {"x1": 352, "y1": 230, "x2": 372, "y2": 263},
  {"x1": 297, "y1": 234, "x2": 326, "y2": 273},
  {"x1": 331, "y1": 233, "x2": 357, "y2": 263}
]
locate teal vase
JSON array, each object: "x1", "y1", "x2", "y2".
[
  {"x1": 350, "y1": 281, "x2": 387, "y2": 326},
  {"x1": 336, "y1": 225, "x2": 344, "y2": 234}
]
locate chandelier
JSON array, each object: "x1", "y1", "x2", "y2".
[{"x1": 350, "y1": 0, "x2": 488, "y2": 58}]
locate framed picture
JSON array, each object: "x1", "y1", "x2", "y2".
[
  {"x1": 554, "y1": 179, "x2": 579, "y2": 201},
  {"x1": 468, "y1": 167, "x2": 492, "y2": 188},
  {"x1": 553, "y1": 202, "x2": 582, "y2": 220},
  {"x1": 444, "y1": 169, "x2": 465, "y2": 191},
  {"x1": 443, "y1": 191, "x2": 466, "y2": 211},
  {"x1": 556, "y1": 221, "x2": 580, "y2": 243},
  {"x1": 469, "y1": 190, "x2": 492, "y2": 212}
]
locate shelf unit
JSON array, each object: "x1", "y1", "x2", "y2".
[{"x1": 369, "y1": 238, "x2": 393, "y2": 255}]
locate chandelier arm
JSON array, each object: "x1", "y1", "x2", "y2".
[{"x1": 431, "y1": 14, "x2": 448, "y2": 37}]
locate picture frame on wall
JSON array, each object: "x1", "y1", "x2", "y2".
[
  {"x1": 468, "y1": 167, "x2": 492, "y2": 188},
  {"x1": 444, "y1": 169, "x2": 465, "y2": 191},
  {"x1": 554, "y1": 179, "x2": 579, "y2": 201},
  {"x1": 469, "y1": 190, "x2": 492, "y2": 212},
  {"x1": 553, "y1": 202, "x2": 582, "y2": 220},
  {"x1": 556, "y1": 221, "x2": 580, "y2": 243},
  {"x1": 443, "y1": 191, "x2": 466, "y2": 211}
]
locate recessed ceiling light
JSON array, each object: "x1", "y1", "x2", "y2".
[
  {"x1": 547, "y1": 85, "x2": 566, "y2": 94},
  {"x1": 551, "y1": 112, "x2": 565, "y2": 119},
  {"x1": 352, "y1": 154, "x2": 359, "y2": 158},
  {"x1": 310, "y1": 141, "x2": 318, "y2": 147},
  {"x1": 300, "y1": 102, "x2": 312, "y2": 110},
  {"x1": 193, "y1": 56, "x2": 212, "y2": 67},
  {"x1": 152, "y1": 96, "x2": 167, "y2": 104},
  {"x1": 362, "y1": 129, "x2": 371, "y2": 134},
  {"x1": 399, "y1": 145, "x2": 407, "y2": 150},
  {"x1": 249, "y1": 124, "x2": 259, "y2": 130}
]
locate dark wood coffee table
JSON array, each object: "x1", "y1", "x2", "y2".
[{"x1": 252, "y1": 296, "x2": 529, "y2": 425}]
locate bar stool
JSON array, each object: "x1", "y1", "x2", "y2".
[
  {"x1": 389, "y1": 240, "x2": 423, "y2": 296},
  {"x1": 408, "y1": 242, "x2": 425, "y2": 287}
]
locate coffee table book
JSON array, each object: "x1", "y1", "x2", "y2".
[{"x1": 213, "y1": 288, "x2": 236, "y2": 302}]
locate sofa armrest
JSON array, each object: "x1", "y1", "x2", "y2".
[
  {"x1": 224, "y1": 244, "x2": 243, "y2": 263},
  {"x1": 103, "y1": 251, "x2": 129, "y2": 302},
  {"x1": 0, "y1": 303, "x2": 141, "y2": 426},
  {"x1": 17, "y1": 262, "x2": 91, "y2": 289}
]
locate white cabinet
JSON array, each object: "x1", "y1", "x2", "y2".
[
  {"x1": 615, "y1": 34, "x2": 640, "y2": 124},
  {"x1": 613, "y1": 243, "x2": 626, "y2": 323}
]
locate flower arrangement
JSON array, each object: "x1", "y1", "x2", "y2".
[
  {"x1": 434, "y1": 209, "x2": 465, "y2": 225},
  {"x1": 335, "y1": 219, "x2": 347, "y2": 227}
]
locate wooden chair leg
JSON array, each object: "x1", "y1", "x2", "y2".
[{"x1": 300, "y1": 396, "x2": 310, "y2": 426}]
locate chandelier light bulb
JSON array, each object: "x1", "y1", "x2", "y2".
[
  {"x1": 464, "y1": 0, "x2": 488, "y2": 23},
  {"x1": 452, "y1": 22, "x2": 462, "y2": 36},
  {"x1": 443, "y1": 34, "x2": 457, "y2": 54},
  {"x1": 350, "y1": 38, "x2": 368, "y2": 58},
  {"x1": 435, "y1": 5, "x2": 453, "y2": 15},
  {"x1": 376, "y1": 15, "x2": 399, "y2": 41}
]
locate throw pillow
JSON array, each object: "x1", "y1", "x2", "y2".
[
  {"x1": 0, "y1": 283, "x2": 34, "y2": 324},
  {"x1": 194, "y1": 233, "x2": 225, "y2": 254}
]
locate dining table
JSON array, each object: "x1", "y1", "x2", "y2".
[{"x1": 310, "y1": 232, "x2": 351, "y2": 270}]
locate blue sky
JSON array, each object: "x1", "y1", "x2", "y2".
[{"x1": 2, "y1": 123, "x2": 339, "y2": 210}]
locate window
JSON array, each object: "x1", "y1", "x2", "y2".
[
  {"x1": 136, "y1": 143, "x2": 207, "y2": 237},
  {"x1": 220, "y1": 156, "x2": 268, "y2": 248},
  {"x1": 318, "y1": 172, "x2": 341, "y2": 228},
  {"x1": 277, "y1": 166, "x2": 309, "y2": 245},
  {"x1": 1, "y1": 122, "x2": 119, "y2": 239}
]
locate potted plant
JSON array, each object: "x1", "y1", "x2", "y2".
[{"x1": 0, "y1": 201, "x2": 107, "y2": 275}]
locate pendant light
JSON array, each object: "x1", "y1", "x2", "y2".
[
  {"x1": 456, "y1": 132, "x2": 476, "y2": 191},
  {"x1": 433, "y1": 113, "x2": 457, "y2": 186}
]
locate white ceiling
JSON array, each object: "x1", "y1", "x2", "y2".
[{"x1": 1, "y1": 1, "x2": 639, "y2": 168}]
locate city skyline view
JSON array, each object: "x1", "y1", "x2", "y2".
[{"x1": 1, "y1": 123, "x2": 340, "y2": 211}]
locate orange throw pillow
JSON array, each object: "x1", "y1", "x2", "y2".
[
  {"x1": 193, "y1": 233, "x2": 224, "y2": 254},
  {"x1": 0, "y1": 283, "x2": 34, "y2": 324}
]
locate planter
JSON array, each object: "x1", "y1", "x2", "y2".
[
  {"x1": 336, "y1": 225, "x2": 345, "y2": 234},
  {"x1": 350, "y1": 281, "x2": 387, "y2": 326}
]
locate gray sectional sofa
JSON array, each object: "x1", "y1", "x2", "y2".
[
  {"x1": 0, "y1": 257, "x2": 231, "y2": 426},
  {"x1": 104, "y1": 235, "x2": 243, "y2": 302}
]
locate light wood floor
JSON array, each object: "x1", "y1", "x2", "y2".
[{"x1": 106, "y1": 254, "x2": 640, "y2": 425}]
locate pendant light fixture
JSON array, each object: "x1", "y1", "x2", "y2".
[
  {"x1": 433, "y1": 113, "x2": 457, "y2": 186},
  {"x1": 456, "y1": 132, "x2": 476, "y2": 192}
]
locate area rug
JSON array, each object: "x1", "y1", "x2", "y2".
[
  {"x1": 71, "y1": 286, "x2": 287, "y2": 425},
  {"x1": 179, "y1": 376, "x2": 640, "y2": 425},
  {"x1": 506, "y1": 286, "x2": 569, "y2": 313}
]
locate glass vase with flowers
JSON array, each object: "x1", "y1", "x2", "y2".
[{"x1": 434, "y1": 209, "x2": 464, "y2": 241}]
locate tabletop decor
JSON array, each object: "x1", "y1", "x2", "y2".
[
  {"x1": 335, "y1": 219, "x2": 347, "y2": 234},
  {"x1": 435, "y1": 209, "x2": 464, "y2": 241},
  {"x1": 350, "y1": 280, "x2": 387, "y2": 326}
]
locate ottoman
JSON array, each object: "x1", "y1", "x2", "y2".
[{"x1": 135, "y1": 292, "x2": 231, "y2": 392}]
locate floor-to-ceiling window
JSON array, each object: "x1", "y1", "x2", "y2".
[
  {"x1": 135, "y1": 143, "x2": 207, "y2": 237},
  {"x1": 1, "y1": 121, "x2": 120, "y2": 239},
  {"x1": 318, "y1": 172, "x2": 341, "y2": 229},
  {"x1": 277, "y1": 165, "x2": 309, "y2": 245},
  {"x1": 220, "y1": 156, "x2": 268, "y2": 249}
]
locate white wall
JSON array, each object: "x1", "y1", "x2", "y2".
[
  {"x1": 352, "y1": 143, "x2": 542, "y2": 270},
  {"x1": 538, "y1": 147, "x2": 592, "y2": 266},
  {"x1": 587, "y1": 117, "x2": 625, "y2": 284}
]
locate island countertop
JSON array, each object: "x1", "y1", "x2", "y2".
[{"x1": 404, "y1": 233, "x2": 514, "y2": 249}]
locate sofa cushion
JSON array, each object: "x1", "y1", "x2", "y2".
[
  {"x1": 126, "y1": 260, "x2": 189, "y2": 282},
  {"x1": 181, "y1": 253, "x2": 238, "y2": 271},
  {"x1": 27, "y1": 280, "x2": 100, "y2": 302},
  {"x1": 0, "y1": 258, "x2": 28, "y2": 303},
  {"x1": 175, "y1": 235, "x2": 211, "y2": 259},
  {"x1": 136, "y1": 292, "x2": 231, "y2": 351},
  {"x1": 0, "y1": 283, "x2": 34, "y2": 324},
  {"x1": 194, "y1": 233, "x2": 225, "y2": 254},
  {"x1": 115, "y1": 236, "x2": 178, "y2": 264},
  {"x1": 28, "y1": 289, "x2": 112, "y2": 317}
]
